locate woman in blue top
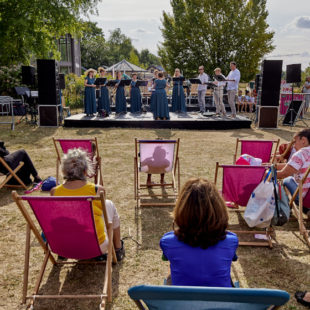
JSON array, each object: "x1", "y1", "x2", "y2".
[
  {"x1": 84, "y1": 68, "x2": 97, "y2": 117},
  {"x1": 97, "y1": 67, "x2": 110, "y2": 116},
  {"x1": 115, "y1": 71, "x2": 127, "y2": 114},
  {"x1": 153, "y1": 72, "x2": 170, "y2": 120},
  {"x1": 160, "y1": 178, "x2": 238, "y2": 287},
  {"x1": 171, "y1": 68, "x2": 186, "y2": 113},
  {"x1": 130, "y1": 73, "x2": 142, "y2": 113}
]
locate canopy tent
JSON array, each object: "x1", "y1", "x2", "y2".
[{"x1": 106, "y1": 59, "x2": 147, "y2": 73}]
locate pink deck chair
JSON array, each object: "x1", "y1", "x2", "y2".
[
  {"x1": 214, "y1": 163, "x2": 273, "y2": 247},
  {"x1": 233, "y1": 138, "x2": 280, "y2": 164},
  {"x1": 134, "y1": 138, "x2": 180, "y2": 207},
  {"x1": 286, "y1": 166, "x2": 310, "y2": 248},
  {"x1": 12, "y1": 191, "x2": 116, "y2": 310},
  {"x1": 53, "y1": 137, "x2": 103, "y2": 185}
]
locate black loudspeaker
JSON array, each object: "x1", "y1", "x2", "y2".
[
  {"x1": 21, "y1": 66, "x2": 35, "y2": 86},
  {"x1": 255, "y1": 74, "x2": 261, "y2": 92},
  {"x1": 260, "y1": 60, "x2": 283, "y2": 106},
  {"x1": 258, "y1": 106, "x2": 278, "y2": 128},
  {"x1": 282, "y1": 100, "x2": 303, "y2": 126},
  {"x1": 286, "y1": 64, "x2": 301, "y2": 83},
  {"x1": 39, "y1": 105, "x2": 60, "y2": 127},
  {"x1": 58, "y1": 73, "x2": 66, "y2": 89},
  {"x1": 37, "y1": 59, "x2": 59, "y2": 105}
]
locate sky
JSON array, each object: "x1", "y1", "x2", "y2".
[{"x1": 90, "y1": 0, "x2": 310, "y2": 70}]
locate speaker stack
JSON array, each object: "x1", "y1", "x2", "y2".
[
  {"x1": 37, "y1": 59, "x2": 61, "y2": 127},
  {"x1": 21, "y1": 66, "x2": 36, "y2": 86},
  {"x1": 257, "y1": 60, "x2": 283, "y2": 128}
]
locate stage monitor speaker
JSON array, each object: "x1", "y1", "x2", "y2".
[
  {"x1": 282, "y1": 100, "x2": 303, "y2": 126},
  {"x1": 261, "y1": 60, "x2": 282, "y2": 91},
  {"x1": 37, "y1": 59, "x2": 59, "y2": 105},
  {"x1": 258, "y1": 106, "x2": 278, "y2": 128},
  {"x1": 58, "y1": 73, "x2": 65, "y2": 89},
  {"x1": 21, "y1": 66, "x2": 35, "y2": 86},
  {"x1": 286, "y1": 64, "x2": 301, "y2": 83},
  {"x1": 38, "y1": 105, "x2": 60, "y2": 127}
]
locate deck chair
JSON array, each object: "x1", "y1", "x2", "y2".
[
  {"x1": 233, "y1": 138, "x2": 280, "y2": 164},
  {"x1": 12, "y1": 191, "x2": 117, "y2": 310},
  {"x1": 134, "y1": 138, "x2": 180, "y2": 207},
  {"x1": 53, "y1": 137, "x2": 103, "y2": 185},
  {"x1": 214, "y1": 163, "x2": 273, "y2": 247},
  {"x1": 286, "y1": 166, "x2": 310, "y2": 247},
  {"x1": 128, "y1": 285, "x2": 290, "y2": 310},
  {"x1": 0, "y1": 157, "x2": 27, "y2": 189}
]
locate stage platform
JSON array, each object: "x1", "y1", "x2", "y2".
[{"x1": 64, "y1": 112, "x2": 252, "y2": 130}]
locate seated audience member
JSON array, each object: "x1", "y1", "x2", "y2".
[
  {"x1": 276, "y1": 129, "x2": 310, "y2": 215},
  {"x1": 160, "y1": 178, "x2": 238, "y2": 286},
  {"x1": 50, "y1": 148, "x2": 125, "y2": 261},
  {"x1": 295, "y1": 290, "x2": 310, "y2": 308},
  {"x1": 244, "y1": 90, "x2": 255, "y2": 112},
  {"x1": 236, "y1": 90, "x2": 245, "y2": 112},
  {"x1": 0, "y1": 141, "x2": 42, "y2": 185}
]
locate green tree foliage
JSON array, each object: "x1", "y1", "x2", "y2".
[
  {"x1": 139, "y1": 49, "x2": 161, "y2": 68},
  {"x1": 158, "y1": 0, "x2": 274, "y2": 81},
  {"x1": 0, "y1": 0, "x2": 100, "y2": 66}
]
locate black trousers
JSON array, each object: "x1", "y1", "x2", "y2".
[{"x1": 3, "y1": 149, "x2": 38, "y2": 185}]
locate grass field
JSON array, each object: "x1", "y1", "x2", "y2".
[{"x1": 1, "y1": 114, "x2": 310, "y2": 310}]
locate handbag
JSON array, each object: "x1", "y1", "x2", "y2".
[
  {"x1": 271, "y1": 166, "x2": 290, "y2": 226},
  {"x1": 244, "y1": 168, "x2": 276, "y2": 228}
]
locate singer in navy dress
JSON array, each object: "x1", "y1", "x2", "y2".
[
  {"x1": 97, "y1": 67, "x2": 110, "y2": 115},
  {"x1": 115, "y1": 71, "x2": 127, "y2": 114},
  {"x1": 130, "y1": 73, "x2": 142, "y2": 113},
  {"x1": 150, "y1": 70, "x2": 159, "y2": 113},
  {"x1": 153, "y1": 72, "x2": 170, "y2": 120},
  {"x1": 84, "y1": 68, "x2": 97, "y2": 116},
  {"x1": 171, "y1": 68, "x2": 186, "y2": 113}
]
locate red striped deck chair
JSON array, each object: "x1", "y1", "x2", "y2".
[
  {"x1": 12, "y1": 191, "x2": 117, "y2": 310},
  {"x1": 286, "y1": 166, "x2": 310, "y2": 248},
  {"x1": 53, "y1": 137, "x2": 103, "y2": 185},
  {"x1": 214, "y1": 163, "x2": 273, "y2": 247},
  {"x1": 0, "y1": 157, "x2": 27, "y2": 190},
  {"x1": 134, "y1": 138, "x2": 180, "y2": 207},
  {"x1": 233, "y1": 138, "x2": 280, "y2": 164}
]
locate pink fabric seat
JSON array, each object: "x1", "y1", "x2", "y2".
[
  {"x1": 240, "y1": 140, "x2": 274, "y2": 163},
  {"x1": 303, "y1": 190, "x2": 310, "y2": 209},
  {"x1": 22, "y1": 196, "x2": 102, "y2": 260},
  {"x1": 58, "y1": 139, "x2": 93, "y2": 156},
  {"x1": 221, "y1": 165, "x2": 266, "y2": 206}
]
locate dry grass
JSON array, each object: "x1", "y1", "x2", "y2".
[{"x1": 1, "y1": 114, "x2": 310, "y2": 310}]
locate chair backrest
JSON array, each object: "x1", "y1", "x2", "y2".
[
  {"x1": 58, "y1": 139, "x2": 93, "y2": 155},
  {"x1": 240, "y1": 140, "x2": 275, "y2": 163},
  {"x1": 304, "y1": 189, "x2": 310, "y2": 209},
  {"x1": 222, "y1": 165, "x2": 266, "y2": 206},
  {"x1": 21, "y1": 196, "x2": 102, "y2": 260},
  {"x1": 138, "y1": 140, "x2": 177, "y2": 174},
  {"x1": 128, "y1": 285, "x2": 290, "y2": 310}
]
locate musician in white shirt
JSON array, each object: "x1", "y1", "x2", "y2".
[
  {"x1": 226, "y1": 62, "x2": 241, "y2": 118},
  {"x1": 197, "y1": 66, "x2": 209, "y2": 114}
]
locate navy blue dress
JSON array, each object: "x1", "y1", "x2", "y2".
[
  {"x1": 98, "y1": 81, "x2": 110, "y2": 114},
  {"x1": 115, "y1": 79, "x2": 127, "y2": 114},
  {"x1": 130, "y1": 81, "x2": 142, "y2": 113},
  {"x1": 153, "y1": 79, "x2": 169, "y2": 120},
  {"x1": 172, "y1": 77, "x2": 186, "y2": 112},
  {"x1": 84, "y1": 77, "x2": 96, "y2": 115}
]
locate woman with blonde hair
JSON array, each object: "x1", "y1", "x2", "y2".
[
  {"x1": 160, "y1": 178, "x2": 238, "y2": 286},
  {"x1": 84, "y1": 68, "x2": 97, "y2": 117},
  {"x1": 171, "y1": 68, "x2": 186, "y2": 113},
  {"x1": 50, "y1": 148, "x2": 125, "y2": 261}
]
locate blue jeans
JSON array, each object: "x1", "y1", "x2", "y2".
[{"x1": 283, "y1": 176, "x2": 298, "y2": 204}]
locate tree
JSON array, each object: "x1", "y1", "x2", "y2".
[
  {"x1": 158, "y1": 0, "x2": 274, "y2": 81},
  {"x1": 139, "y1": 49, "x2": 161, "y2": 68},
  {"x1": 129, "y1": 49, "x2": 141, "y2": 66},
  {"x1": 0, "y1": 0, "x2": 100, "y2": 66}
]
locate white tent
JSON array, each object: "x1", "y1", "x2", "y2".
[{"x1": 106, "y1": 59, "x2": 147, "y2": 77}]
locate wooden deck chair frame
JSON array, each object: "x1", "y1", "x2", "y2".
[
  {"x1": 134, "y1": 138, "x2": 180, "y2": 207},
  {"x1": 278, "y1": 139, "x2": 294, "y2": 163},
  {"x1": 53, "y1": 137, "x2": 103, "y2": 186},
  {"x1": 12, "y1": 190, "x2": 117, "y2": 310},
  {"x1": 214, "y1": 162, "x2": 273, "y2": 248},
  {"x1": 286, "y1": 166, "x2": 310, "y2": 248},
  {"x1": 233, "y1": 138, "x2": 280, "y2": 164},
  {"x1": 0, "y1": 158, "x2": 27, "y2": 189}
]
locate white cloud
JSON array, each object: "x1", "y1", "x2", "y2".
[{"x1": 296, "y1": 16, "x2": 310, "y2": 29}]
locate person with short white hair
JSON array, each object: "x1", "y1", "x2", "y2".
[
  {"x1": 226, "y1": 62, "x2": 241, "y2": 118},
  {"x1": 50, "y1": 148, "x2": 125, "y2": 261}
]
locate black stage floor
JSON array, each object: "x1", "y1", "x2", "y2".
[{"x1": 64, "y1": 112, "x2": 252, "y2": 130}]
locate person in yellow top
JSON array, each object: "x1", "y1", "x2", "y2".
[{"x1": 50, "y1": 148, "x2": 125, "y2": 261}]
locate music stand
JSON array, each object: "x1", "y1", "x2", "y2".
[
  {"x1": 119, "y1": 79, "x2": 132, "y2": 87},
  {"x1": 173, "y1": 77, "x2": 185, "y2": 82},
  {"x1": 214, "y1": 75, "x2": 227, "y2": 82},
  {"x1": 189, "y1": 78, "x2": 202, "y2": 84},
  {"x1": 94, "y1": 78, "x2": 107, "y2": 86},
  {"x1": 136, "y1": 80, "x2": 148, "y2": 87},
  {"x1": 106, "y1": 80, "x2": 118, "y2": 87}
]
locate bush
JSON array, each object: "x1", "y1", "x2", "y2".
[
  {"x1": 63, "y1": 73, "x2": 85, "y2": 109},
  {"x1": 0, "y1": 65, "x2": 22, "y2": 96}
]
